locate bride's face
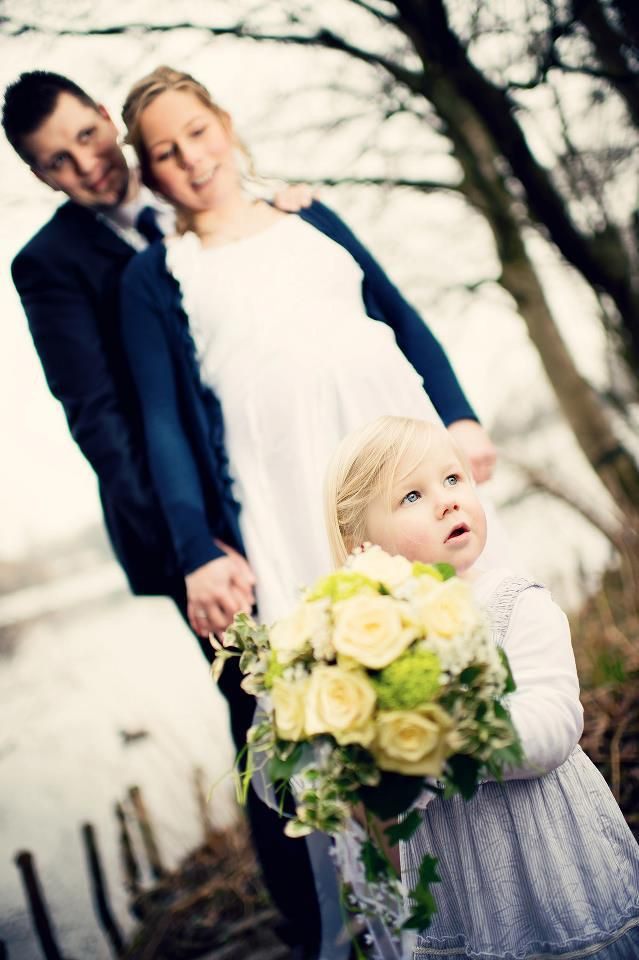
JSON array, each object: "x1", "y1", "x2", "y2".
[{"x1": 140, "y1": 88, "x2": 240, "y2": 212}]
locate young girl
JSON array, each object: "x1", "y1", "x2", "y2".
[{"x1": 325, "y1": 415, "x2": 639, "y2": 960}]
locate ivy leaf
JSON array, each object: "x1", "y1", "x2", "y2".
[
  {"x1": 384, "y1": 809, "x2": 422, "y2": 845},
  {"x1": 268, "y1": 742, "x2": 303, "y2": 783},
  {"x1": 498, "y1": 647, "x2": 517, "y2": 693},
  {"x1": 433, "y1": 562, "x2": 455, "y2": 580},
  {"x1": 360, "y1": 839, "x2": 389, "y2": 883},
  {"x1": 459, "y1": 665, "x2": 482, "y2": 685},
  {"x1": 358, "y1": 771, "x2": 425, "y2": 819},
  {"x1": 447, "y1": 754, "x2": 480, "y2": 799},
  {"x1": 403, "y1": 855, "x2": 440, "y2": 930}
]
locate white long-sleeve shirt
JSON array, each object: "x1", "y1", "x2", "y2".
[{"x1": 472, "y1": 566, "x2": 584, "y2": 779}]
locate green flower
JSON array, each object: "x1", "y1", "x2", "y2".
[
  {"x1": 372, "y1": 649, "x2": 442, "y2": 710},
  {"x1": 412, "y1": 561, "x2": 444, "y2": 581},
  {"x1": 412, "y1": 561, "x2": 455, "y2": 581},
  {"x1": 306, "y1": 571, "x2": 381, "y2": 603},
  {"x1": 262, "y1": 651, "x2": 285, "y2": 689}
]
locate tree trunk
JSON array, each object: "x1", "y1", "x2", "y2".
[
  {"x1": 393, "y1": 0, "x2": 639, "y2": 371},
  {"x1": 408, "y1": 57, "x2": 639, "y2": 518}
]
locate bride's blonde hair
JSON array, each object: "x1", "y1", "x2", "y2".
[
  {"x1": 324, "y1": 416, "x2": 438, "y2": 566},
  {"x1": 122, "y1": 65, "x2": 254, "y2": 194}
]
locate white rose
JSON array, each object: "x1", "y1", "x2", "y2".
[
  {"x1": 372, "y1": 704, "x2": 453, "y2": 776},
  {"x1": 333, "y1": 594, "x2": 415, "y2": 669},
  {"x1": 305, "y1": 665, "x2": 376, "y2": 746},
  {"x1": 348, "y1": 545, "x2": 413, "y2": 589},
  {"x1": 271, "y1": 677, "x2": 309, "y2": 741},
  {"x1": 415, "y1": 578, "x2": 481, "y2": 638},
  {"x1": 270, "y1": 599, "x2": 330, "y2": 664}
]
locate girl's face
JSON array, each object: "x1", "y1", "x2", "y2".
[
  {"x1": 364, "y1": 429, "x2": 487, "y2": 573},
  {"x1": 140, "y1": 89, "x2": 239, "y2": 212}
]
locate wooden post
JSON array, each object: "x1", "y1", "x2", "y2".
[
  {"x1": 128, "y1": 786, "x2": 165, "y2": 880},
  {"x1": 14, "y1": 851, "x2": 64, "y2": 960},
  {"x1": 115, "y1": 801, "x2": 140, "y2": 894},
  {"x1": 81, "y1": 823, "x2": 126, "y2": 957}
]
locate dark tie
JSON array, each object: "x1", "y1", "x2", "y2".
[{"x1": 136, "y1": 205, "x2": 164, "y2": 244}]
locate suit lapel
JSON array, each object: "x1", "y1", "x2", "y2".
[{"x1": 61, "y1": 201, "x2": 135, "y2": 259}]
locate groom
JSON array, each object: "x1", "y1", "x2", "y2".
[{"x1": 2, "y1": 71, "x2": 322, "y2": 959}]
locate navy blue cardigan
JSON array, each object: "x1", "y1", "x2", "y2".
[{"x1": 120, "y1": 201, "x2": 477, "y2": 577}]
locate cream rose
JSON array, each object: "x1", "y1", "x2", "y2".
[
  {"x1": 270, "y1": 600, "x2": 330, "y2": 665},
  {"x1": 305, "y1": 665, "x2": 376, "y2": 746},
  {"x1": 348, "y1": 545, "x2": 412, "y2": 589},
  {"x1": 372, "y1": 704, "x2": 453, "y2": 775},
  {"x1": 271, "y1": 677, "x2": 309, "y2": 741},
  {"x1": 333, "y1": 594, "x2": 415, "y2": 669},
  {"x1": 414, "y1": 578, "x2": 480, "y2": 638}
]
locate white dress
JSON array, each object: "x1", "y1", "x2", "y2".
[
  {"x1": 166, "y1": 215, "x2": 441, "y2": 623},
  {"x1": 401, "y1": 569, "x2": 639, "y2": 960}
]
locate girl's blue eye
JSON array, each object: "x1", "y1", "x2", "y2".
[
  {"x1": 402, "y1": 490, "x2": 420, "y2": 504},
  {"x1": 444, "y1": 474, "x2": 459, "y2": 486}
]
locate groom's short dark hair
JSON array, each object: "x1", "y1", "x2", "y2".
[{"x1": 2, "y1": 71, "x2": 99, "y2": 163}]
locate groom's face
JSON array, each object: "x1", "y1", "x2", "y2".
[{"x1": 22, "y1": 92, "x2": 129, "y2": 208}]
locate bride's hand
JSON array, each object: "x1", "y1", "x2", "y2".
[
  {"x1": 447, "y1": 419, "x2": 497, "y2": 484},
  {"x1": 185, "y1": 548, "x2": 256, "y2": 637}
]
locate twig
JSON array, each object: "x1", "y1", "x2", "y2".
[
  {"x1": 115, "y1": 801, "x2": 140, "y2": 894},
  {"x1": 81, "y1": 823, "x2": 126, "y2": 957},
  {"x1": 128, "y1": 786, "x2": 165, "y2": 880}
]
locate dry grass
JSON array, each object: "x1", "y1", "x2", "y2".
[
  {"x1": 123, "y1": 820, "x2": 289, "y2": 960},
  {"x1": 570, "y1": 552, "x2": 639, "y2": 839}
]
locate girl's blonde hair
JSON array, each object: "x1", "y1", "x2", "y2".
[
  {"x1": 324, "y1": 416, "x2": 437, "y2": 566},
  {"x1": 121, "y1": 65, "x2": 253, "y2": 192}
]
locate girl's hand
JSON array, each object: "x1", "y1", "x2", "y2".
[
  {"x1": 273, "y1": 183, "x2": 316, "y2": 212},
  {"x1": 185, "y1": 545, "x2": 256, "y2": 637},
  {"x1": 447, "y1": 419, "x2": 497, "y2": 484}
]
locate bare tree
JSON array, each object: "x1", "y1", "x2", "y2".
[{"x1": 3, "y1": 0, "x2": 639, "y2": 520}]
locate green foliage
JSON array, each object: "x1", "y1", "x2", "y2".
[
  {"x1": 433, "y1": 562, "x2": 455, "y2": 580},
  {"x1": 306, "y1": 570, "x2": 381, "y2": 602},
  {"x1": 459, "y1": 664, "x2": 483, "y2": 686},
  {"x1": 498, "y1": 647, "x2": 517, "y2": 693},
  {"x1": 268, "y1": 742, "x2": 304, "y2": 783},
  {"x1": 384, "y1": 809, "x2": 422, "y2": 845},
  {"x1": 262, "y1": 650, "x2": 284, "y2": 688},
  {"x1": 358, "y1": 770, "x2": 425, "y2": 819},
  {"x1": 593, "y1": 648, "x2": 627, "y2": 686},
  {"x1": 412, "y1": 561, "x2": 444, "y2": 580},
  {"x1": 360, "y1": 839, "x2": 390, "y2": 883},
  {"x1": 403, "y1": 855, "x2": 441, "y2": 930},
  {"x1": 372, "y1": 649, "x2": 441, "y2": 709},
  {"x1": 446, "y1": 753, "x2": 481, "y2": 799}
]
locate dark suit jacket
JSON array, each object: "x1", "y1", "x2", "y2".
[{"x1": 12, "y1": 200, "x2": 178, "y2": 595}]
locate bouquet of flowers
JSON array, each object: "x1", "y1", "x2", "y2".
[{"x1": 214, "y1": 545, "x2": 523, "y2": 935}]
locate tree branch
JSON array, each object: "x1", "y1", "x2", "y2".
[
  {"x1": 263, "y1": 174, "x2": 461, "y2": 193},
  {"x1": 501, "y1": 454, "x2": 623, "y2": 549},
  {"x1": 347, "y1": 0, "x2": 399, "y2": 26},
  {"x1": 0, "y1": 18, "x2": 423, "y2": 91}
]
